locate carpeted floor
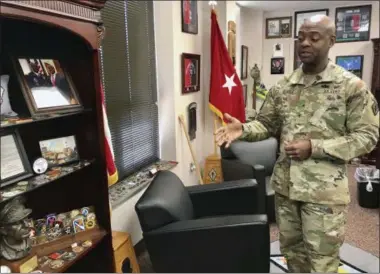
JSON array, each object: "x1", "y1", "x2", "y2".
[{"x1": 137, "y1": 165, "x2": 379, "y2": 272}]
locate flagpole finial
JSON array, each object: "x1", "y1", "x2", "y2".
[{"x1": 208, "y1": 1, "x2": 217, "y2": 10}]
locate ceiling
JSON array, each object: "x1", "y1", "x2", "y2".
[{"x1": 236, "y1": 1, "x2": 365, "y2": 11}]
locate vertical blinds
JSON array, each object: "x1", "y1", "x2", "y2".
[{"x1": 100, "y1": 1, "x2": 159, "y2": 179}]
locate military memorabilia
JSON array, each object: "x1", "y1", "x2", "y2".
[
  {"x1": 1, "y1": 129, "x2": 33, "y2": 188},
  {"x1": 87, "y1": 212, "x2": 96, "y2": 221},
  {"x1": 241, "y1": 45, "x2": 248, "y2": 80},
  {"x1": 271, "y1": 57, "x2": 285, "y2": 75},
  {"x1": 181, "y1": 0, "x2": 198, "y2": 34},
  {"x1": 294, "y1": 9, "x2": 329, "y2": 38},
  {"x1": 46, "y1": 214, "x2": 56, "y2": 227},
  {"x1": 49, "y1": 252, "x2": 62, "y2": 260},
  {"x1": 39, "y1": 135, "x2": 79, "y2": 167},
  {"x1": 336, "y1": 55, "x2": 364, "y2": 78},
  {"x1": 70, "y1": 209, "x2": 80, "y2": 219},
  {"x1": 335, "y1": 5, "x2": 372, "y2": 43},
  {"x1": 12, "y1": 57, "x2": 83, "y2": 117},
  {"x1": 61, "y1": 251, "x2": 76, "y2": 261},
  {"x1": 0, "y1": 196, "x2": 33, "y2": 260},
  {"x1": 73, "y1": 215, "x2": 85, "y2": 233},
  {"x1": 40, "y1": 258, "x2": 51, "y2": 268},
  {"x1": 294, "y1": 40, "x2": 302, "y2": 70},
  {"x1": 85, "y1": 219, "x2": 95, "y2": 229},
  {"x1": 266, "y1": 17, "x2": 292, "y2": 39},
  {"x1": 181, "y1": 53, "x2": 201, "y2": 94},
  {"x1": 32, "y1": 158, "x2": 48, "y2": 174},
  {"x1": 49, "y1": 259, "x2": 64, "y2": 269},
  {"x1": 82, "y1": 240, "x2": 92, "y2": 248},
  {"x1": 1, "y1": 75, "x2": 18, "y2": 118},
  {"x1": 72, "y1": 245, "x2": 84, "y2": 254},
  {"x1": 81, "y1": 207, "x2": 90, "y2": 217}
]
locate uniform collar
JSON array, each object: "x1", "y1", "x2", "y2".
[{"x1": 288, "y1": 59, "x2": 336, "y2": 85}]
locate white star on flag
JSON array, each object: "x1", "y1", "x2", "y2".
[{"x1": 222, "y1": 73, "x2": 237, "y2": 95}]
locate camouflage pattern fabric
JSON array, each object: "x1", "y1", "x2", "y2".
[
  {"x1": 275, "y1": 193, "x2": 347, "y2": 273},
  {"x1": 241, "y1": 60, "x2": 379, "y2": 205}
]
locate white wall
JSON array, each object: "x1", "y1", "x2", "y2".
[
  {"x1": 111, "y1": 0, "x2": 227, "y2": 245},
  {"x1": 261, "y1": 1, "x2": 380, "y2": 90}
]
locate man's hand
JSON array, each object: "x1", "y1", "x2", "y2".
[
  {"x1": 214, "y1": 113, "x2": 243, "y2": 148},
  {"x1": 284, "y1": 140, "x2": 312, "y2": 161}
]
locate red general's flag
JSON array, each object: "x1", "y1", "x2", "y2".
[{"x1": 209, "y1": 10, "x2": 245, "y2": 124}]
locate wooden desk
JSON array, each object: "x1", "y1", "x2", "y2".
[{"x1": 112, "y1": 231, "x2": 140, "y2": 273}]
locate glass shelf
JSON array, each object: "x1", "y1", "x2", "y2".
[{"x1": 0, "y1": 159, "x2": 94, "y2": 204}]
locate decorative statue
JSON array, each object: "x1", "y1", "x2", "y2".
[
  {"x1": 227, "y1": 21, "x2": 236, "y2": 66},
  {"x1": 0, "y1": 196, "x2": 33, "y2": 261},
  {"x1": 250, "y1": 63, "x2": 261, "y2": 84}
]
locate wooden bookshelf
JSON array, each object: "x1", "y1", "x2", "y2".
[{"x1": 0, "y1": 0, "x2": 114, "y2": 272}]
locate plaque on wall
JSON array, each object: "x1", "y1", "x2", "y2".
[
  {"x1": 1, "y1": 129, "x2": 33, "y2": 187},
  {"x1": 335, "y1": 5, "x2": 372, "y2": 43}
]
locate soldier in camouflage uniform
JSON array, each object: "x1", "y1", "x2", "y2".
[{"x1": 215, "y1": 15, "x2": 379, "y2": 272}]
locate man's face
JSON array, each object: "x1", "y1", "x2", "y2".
[
  {"x1": 30, "y1": 62, "x2": 39, "y2": 73},
  {"x1": 297, "y1": 23, "x2": 335, "y2": 65}
]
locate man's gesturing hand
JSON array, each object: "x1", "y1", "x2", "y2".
[
  {"x1": 284, "y1": 140, "x2": 312, "y2": 161},
  {"x1": 214, "y1": 113, "x2": 243, "y2": 148}
]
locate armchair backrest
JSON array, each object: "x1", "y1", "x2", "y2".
[
  {"x1": 228, "y1": 137, "x2": 278, "y2": 175},
  {"x1": 135, "y1": 170, "x2": 194, "y2": 232}
]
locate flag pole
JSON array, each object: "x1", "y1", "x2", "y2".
[{"x1": 210, "y1": 0, "x2": 218, "y2": 157}]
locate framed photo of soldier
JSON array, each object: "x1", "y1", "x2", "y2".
[
  {"x1": 12, "y1": 57, "x2": 83, "y2": 117},
  {"x1": 182, "y1": 53, "x2": 201, "y2": 94},
  {"x1": 294, "y1": 9, "x2": 329, "y2": 38},
  {"x1": 181, "y1": 0, "x2": 198, "y2": 34},
  {"x1": 335, "y1": 5, "x2": 372, "y2": 43},
  {"x1": 266, "y1": 17, "x2": 292, "y2": 39},
  {"x1": 271, "y1": 57, "x2": 285, "y2": 75},
  {"x1": 336, "y1": 55, "x2": 364, "y2": 79},
  {"x1": 1, "y1": 129, "x2": 33, "y2": 187}
]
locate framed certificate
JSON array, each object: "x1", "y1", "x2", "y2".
[
  {"x1": 335, "y1": 5, "x2": 372, "y2": 43},
  {"x1": 294, "y1": 9, "x2": 329, "y2": 38},
  {"x1": 1, "y1": 129, "x2": 33, "y2": 187}
]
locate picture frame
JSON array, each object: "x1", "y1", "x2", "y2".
[
  {"x1": 181, "y1": 53, "x2": 201, "y2": 94},
  {"x1": 1, "y1": 128, "x2": 33, "y2": 188},
  {"x1": 294, "y1": 9, "x2": 329, "y2": 38},
  {"x1": 39, "y1": 135, "x2": 79, "y2": 167},
  {"x1": 241, "y1": 45, "x2": 248, "y2": 80},
  {"x1": 294, "y1": 40, "x2": 302, "y2": 70},
  {"x1": 271, "y1": 57, "x2": 285, "y2": 75},
  {"x1": 181, "y1": 0, "x2": 198, "y2": 34},
  {"x1": 266, "y1": 17, "x2": 292, "y2": 39},
  {"x1": 335, "y1": 5, "x2": 372, "y2": 43},
  {"x1": 12, "y1": 56, "x2": 83, "y2": 117},
  {"x1": 243, "y1": 84, "x2": 248, "y2": 107},
  {"x1": 336, "y1": 55, "x2": 364, "y2": 79}
]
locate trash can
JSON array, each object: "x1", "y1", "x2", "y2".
[{"x1": 355, "y1": 166, "x2": 380, "y2": 209}]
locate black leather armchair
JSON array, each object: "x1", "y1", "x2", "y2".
[
  {"x1": 135, "y1": 170, "x2": 270, "y2": 273},
  {"x1": 221, "y1": 137, "x2": 278, "y2": 223}
]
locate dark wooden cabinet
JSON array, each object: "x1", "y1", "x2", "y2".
[
  {"x1": 362, "y1": 38, "x2": 380, "y2": 167},
  {"x1": 0, "y1": 0, "x2": 114, "y2": 272}
]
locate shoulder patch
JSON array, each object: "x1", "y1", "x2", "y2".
[{"x1": 372, "y1": 98, "x2": 379, "y2": 116}]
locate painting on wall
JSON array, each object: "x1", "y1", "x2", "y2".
[
  {"x1": 266, "y1": 17, "x2": 292, "y2": 39},
  {"x1": 181, "y1": 0, "x2": 198, "y2": 34},
  {"x1": 335, "y1": 5, "x2": 372, "y2": 43},
  {"x1": 182, "y1": 53, "x2": 201, "y2": 94},
  {"x1": 241, "y1": 45, "x2": 248, "y2": 80},
  {"x1": 336, "y1": 55, "x2": 364, "y2": 78},
  {"x1": 293, "y1": 40, "x2": 302, "y2": 70},
  {"x1": 294, "y1": 9, "x2": 329, "y2": 38},
  {"x1": 271, "y1": 57, "x2": 285, "y2": 75}
]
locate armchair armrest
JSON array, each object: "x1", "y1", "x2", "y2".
[
  {"x1": 187, "y1": 179, "x2": 259, "y2": 217},
  {"x1": 144, "y1": 215, "x2": 269, "y2": 273}
]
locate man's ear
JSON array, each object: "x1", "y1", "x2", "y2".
[{"x1": 329, "y1": 35, "x2": 336, "y2": 48}]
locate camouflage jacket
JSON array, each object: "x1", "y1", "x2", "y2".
[{"x1": 241, "y1": 61, "x2": 379, "y2": 205}]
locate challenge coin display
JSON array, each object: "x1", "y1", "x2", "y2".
[{"x1": 33, "y1": 158, "x2": 48, "y2": 174}]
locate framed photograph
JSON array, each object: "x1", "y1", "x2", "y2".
[
  {"x1": 294, "y1": 9, "x2": 329, "y2": 38},
  {"x1": 243, "y1": 84, "x2": 248, "y2": 107},
  {"x1": 294, "y1": 40, "x2": 303, "y2": 70},
  {"x1": 181, "y1": 0, "x2": 198, "y2": 34},
  {"x1": 13, "y1": 57, "x2": 83, "y2": 117},
  {"x1": 271, "y1": 57, "x2": 285, "y2": 75},
  {"x1": 182, "y1": 53, "x2": 201, "y2": 94},
  {"x1": 266, "y1": 17, "x2": 292, "y2": 39},
  {"x1": 39, "y1": 135, "x2": 79, "y2": 167},
  {"x1": 336, "y1": 55, "x2": 364, "y2": 78},
  {"x1": 241, "y1": 45, "x2": 248, "y2": 80},
  {"x1": 1, "y1": 129, "x2": 33, "y2": 187},
  {"x1": 335, "y1": 5, "x2": 372, "y2": 43}
]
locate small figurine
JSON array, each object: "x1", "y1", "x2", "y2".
[{"x1": 0, "y1": 196, "x2": 33, "y2": 260}]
